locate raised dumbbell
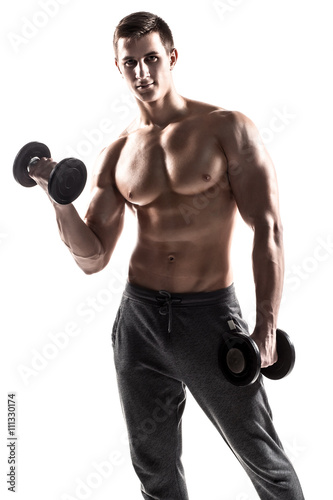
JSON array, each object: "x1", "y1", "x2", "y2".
[
  {"x1": 13, "y1": 141, "x2": 87, "y2": 205},
  {"x1": 218, "y1": 328, "x2": 296, "y2": 387}
]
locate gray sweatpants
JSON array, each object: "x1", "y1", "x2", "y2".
[{"x1": 112, "y1": 282, "x2": 304, "y2": 500}]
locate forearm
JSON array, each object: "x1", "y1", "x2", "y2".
[
  {"x1": 252, "y1": 222, "x2": 284, "y2": 335},
  {"x1": 53, "y1": 203, "x2": 105, "y2": 274}
]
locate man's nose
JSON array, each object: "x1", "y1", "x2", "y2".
[{"x1": 135, "y1": 61, "x2": 150, "y2": 80}]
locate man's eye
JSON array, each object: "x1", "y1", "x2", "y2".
[
  {"x1": 147, "y1": 56, "x2": 157, "y2": 62},
  {"x1": 125, "y1": 60, "x2": 136, "y2": 67}
]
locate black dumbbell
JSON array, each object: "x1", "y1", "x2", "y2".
[
  {"x1": 13, "y1": 141, "x2": 87, "y2": 205},
  {"x1": 218, "y1": 328, "x2": 296, "y2": 387}
]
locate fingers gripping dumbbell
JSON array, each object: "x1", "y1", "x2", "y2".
[
  {"x1": 218, "y1": 328, "x2": 296, "y2": 387},
  {"x1": 13, "y1": 141, "x2": 87, "y2": 205}
]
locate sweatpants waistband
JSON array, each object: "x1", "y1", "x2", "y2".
[{"x1": 123, "y1": 281, "x2": 236, "y2": 307}]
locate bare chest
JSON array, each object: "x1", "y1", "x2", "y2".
[{"x1": 115, "y1": 123, "x2": 228, "y2": 206}]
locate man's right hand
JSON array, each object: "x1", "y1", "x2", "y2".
[{"x1": 28, "y1": 157, "x2": 57, "y2": 195}]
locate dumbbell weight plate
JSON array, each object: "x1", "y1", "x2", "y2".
[
  {"x1": 261, "y1": 329, "x2": 296, "y2": 380},
  {"x1": 13, "y1": 142, "x2": 51, "y2": 188},
  {"x1": 48, "y1": 158, "x2": 87, "y2": 205},
  {"x1": 218, "y1": 331, "x2": 261, "y2": 386}
]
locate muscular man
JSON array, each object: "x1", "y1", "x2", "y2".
[{"x1": 29, "y1": 11, "x2": 304, "y2": 500}]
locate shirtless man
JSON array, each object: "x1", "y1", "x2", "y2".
[{"x1": 28, "y1": 11, "x2": 304, "y2": 500}]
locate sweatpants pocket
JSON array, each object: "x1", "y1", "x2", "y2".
[
  {"x1": 111, "y1": 305, "x2": 122, "y2": 348},
  {"x1": 229, "y1": 313, "x2": 250, "y2": 335}
]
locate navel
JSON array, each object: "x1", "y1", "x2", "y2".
[
  {"x1": 203, "y1": 174, "x2": 211, "y2": 182},
  {"x1": 168, "y1": 255, "x2": 175, "y2": 262}
]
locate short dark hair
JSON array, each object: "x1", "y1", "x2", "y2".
[{"x1": 113, "y1": 11, "x2": 174, "y2": 58}]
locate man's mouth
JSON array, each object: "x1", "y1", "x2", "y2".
[{"x1": 136, "y1": 82, "x2": 155, "y2": 90}]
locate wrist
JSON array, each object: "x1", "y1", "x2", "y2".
[
  {"x1": 252, "y1": 325, "x2": 275, "y2": 340},
  {"x1": 53, "y1": 201, "x2": 74, "y2": 212}
]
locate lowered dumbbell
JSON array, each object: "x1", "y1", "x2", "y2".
[
  {"x1": 218, "y1": 328, "x2": 296, "y2": 387},
  {"x1": 13, "y1": 141, "x2": 87, "y2": 205}
]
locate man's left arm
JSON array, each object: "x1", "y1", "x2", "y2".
[{"x1": 218, "y1": 110, "x2": 284, "y2": 367}]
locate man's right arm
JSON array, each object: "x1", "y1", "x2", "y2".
[{"x1": 29, "y1": 140, "x2": 126, "y2": 274}]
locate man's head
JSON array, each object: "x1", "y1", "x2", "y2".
[
  {"x1": 114, "y1": 12, "x2": 178, "y2": 104},
  {"x1": 113, "y1": 11, "x2": 174, "y2": 59}
]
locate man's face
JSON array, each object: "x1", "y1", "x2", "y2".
[{"x1": 115, "y1": 32, "x2": 177, "y2": 103}]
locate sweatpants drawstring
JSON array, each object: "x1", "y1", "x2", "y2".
[{"x1": 156, "y1": 290, "x2": 182, "y2": 333}]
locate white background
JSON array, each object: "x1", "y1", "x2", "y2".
[{"x1": 1, "y1": 0, "x2": 332, "y2": 498}]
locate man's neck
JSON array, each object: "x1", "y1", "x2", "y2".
[{"x1": 136, "y1": 89, "x2": 188, "y2": 129}]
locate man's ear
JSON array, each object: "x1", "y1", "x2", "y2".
[
  {"x1": 115, "y1": 58, "x2": 123, "y2": 77},
  {"x1": 170, "y1": 48, "x2": 178, "y2": 71}
]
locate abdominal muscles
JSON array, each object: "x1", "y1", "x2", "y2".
[{"x1": 127, "y1": 188, "x2": 237, "y2": 292}]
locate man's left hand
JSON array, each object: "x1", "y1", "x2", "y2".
[{"x1": 251, "y1": 329, "x2": 278, "y2": 368}]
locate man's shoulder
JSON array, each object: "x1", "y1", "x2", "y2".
[
  {"x1": 185, "y1": 98, "x2": 224, "y2": 120},
  {"x1": 187, "y1": 99, "x2": 254, "y2": 134},
  {"x1": 95, "y1": 117, "x2": 141, "y2": 176},
  {"x1": 92, "y1": 135, "x2": 128, "y2": 183},
  {"x1": 207, "y1": 106, "x2": 252, "y2": 129},
  {"x1": 101, "y1": 134, "x2": 128, "y2": 160},
  {"x1": 99, "y1": 118, "x2": 137, "y2": 157},
  {"x1": 206, "y1": 106, "x2": 260, "y2": 149}
]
